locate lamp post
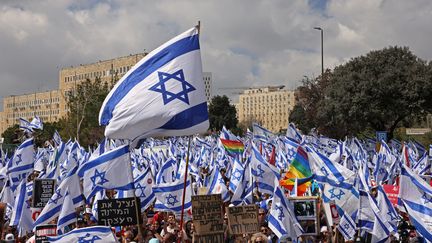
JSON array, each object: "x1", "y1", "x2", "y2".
[{"x1": 314, "y1": 27, "x2": 324, "y2": 78}]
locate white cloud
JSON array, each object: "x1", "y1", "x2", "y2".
[{"x1": 1, "y1": 0, "x2": 432, "y2": 107}]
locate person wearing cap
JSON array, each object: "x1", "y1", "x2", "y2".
[{"x1": 318, "y1": 226, "x2": 330, "y2": 243}]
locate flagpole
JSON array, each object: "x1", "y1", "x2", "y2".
[
  {"x1": 178, "y1": 136, "x2": 192, "y2": 243},
  {"x1": 127, "y1": 143, "x2": 144, "y2": 243}
]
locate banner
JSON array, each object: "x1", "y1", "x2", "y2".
[
  {"x1": 226, "y1": 205, "x2": 259, "y2": 235},
  {"x1": 97, "y1": 197, "x2": 142, "y2": 226}
]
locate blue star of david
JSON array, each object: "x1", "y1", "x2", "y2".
[
  {"x1": 48, "y1": 188, "x2": 63, "y2": 204},
  {"x1": 71, "y1": 153, "x2": 78, "y2": 162},
  {"x1": 328, "y1": 188, "x2": 345, "y2": 200},
  {"x1": 287, "y1": 148, "x2": 296, "y2": 158},
  {"x1": 275, "y1": 205, "x2": 285, "y2": 221},
  {"x1": 252, "y1": 165, "x2": 265, "y2": 178},
  {"x1": 320, "y1": 166, "x2": 329, "y2": 176},
  {"x1": 90, "y1": 169, "x2": 109, "y2": 189},
  {"x1": 149, "y1": 69, "x2": 196, "y2": 105},
  {"x1": 343, "y1": 223, "x2": 350, "y2": 230},
  {"x1": 378, "y1": 168, "x2": 386, "y2": 175},
  {"x1": 166, "y1": 194, "x2": 179, "y2": 206},
  {"x1": 419, "y1": 163, "x2": 426, "y2": 169},
  {"x1": 78, "y1": 233, "x2": 101, "y2": 243},
  {"x1": 219, "y1": 178, "x2": 225, "y2": 184},
  {"x1": 232, "y1": 169, "x2": 242, "y2": 181},
  {"x1": 387, "y1": 211, "x2": 397, "y2": 221},
  {"x1": 422, "y1": 192, "x2": 432, "y2": 204},
  {"x1": 15, "y1": 154, "x2": 22, "y2": 165},
  {"x1": 135, "y1": 183, "x2": 146, "y2": 197}
]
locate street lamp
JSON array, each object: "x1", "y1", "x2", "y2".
[{"x1": 314, "y1": 27, "x2": 324, "y2": 78}]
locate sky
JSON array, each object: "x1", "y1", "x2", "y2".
[{"x1": 1, "y1": 0, "x2": 432, "y2": 108}]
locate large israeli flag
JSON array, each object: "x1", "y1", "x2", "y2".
[{"x1": 99, "y1": 26, "x2": 209, "y2": 144}]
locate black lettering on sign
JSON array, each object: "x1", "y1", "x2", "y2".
[{"x1": 97, "y1": 197, "x2": 142, "y2": 227}]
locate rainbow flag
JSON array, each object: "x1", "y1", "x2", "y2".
[
  {"x1": 280, "y1": 146, "x2": 312, "y2": 195},
  {"x1": 220, "y1": 138, "x2": 244, "y2": 154},
  {"x1": 220, "y1": 126, "x2": 244, "y2": 155}
]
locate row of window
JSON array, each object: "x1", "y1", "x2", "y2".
[
  {"x1": 64, "y1": 65, "x2": 133, "y2": 82},
  {"x1": 7, "y1": 109, "x2": 60, "y2": 119},
  {"x1": 6, "y1": 97, "x2": 60, "y2": 108}
]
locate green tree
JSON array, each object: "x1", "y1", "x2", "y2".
[
  {"x1": 208, "y1": 95, "x2": 238, "y2": 132},
  {"x1": 33, "y1": 122, "x2": 62, "y2": 147},
  {"x1": 60, "y1": 78, "x2": 111, "y2": 147},
  {"x1": 1, "y1": 124, "x2": 20, "y2": 145},
  {"x1": 320, "y1": 46, "x2": 432, "y2": 140}
]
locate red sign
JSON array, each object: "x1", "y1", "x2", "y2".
[{"x1": 382, "y1": 184, "x2": 399, "y2": 206}]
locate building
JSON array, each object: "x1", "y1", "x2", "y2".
[
  {"x1": 237, "y1": 86, "x2": 296, "y2": 133},
  {"x1": 203, "y1": 72, "x2": 213, "y2": 103},
  {"x1": 58, "y1": 53, "x2": 147, "y2": 117},
  {"x1": 0, "y1": 52, "x2": 213, "y2": 135},
  {"x1": 0, "y1": 90, "x2": 61, "y2": 133}
]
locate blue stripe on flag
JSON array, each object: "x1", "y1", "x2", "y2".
[
  {"x1": 57, "y1": 212, "x2": 77, "y2": 226},
  {"x1": 78, "y1": 145, "x2": 129, "y2": 177},
  {"x1": 100, "y1": 34, "x2": 200, "y2": 125},
  {"x1": 159, "y1": 102, "x2": 208, "y2": 130}
]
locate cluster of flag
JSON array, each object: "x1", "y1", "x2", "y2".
[{"x1": 0, "y1": 24, "x2": 431, "y2": 243}]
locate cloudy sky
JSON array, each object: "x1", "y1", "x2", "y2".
[{"x1": 1, "y1": 0, "x2": 432, "y2": 107}]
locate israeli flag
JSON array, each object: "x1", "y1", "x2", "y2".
[
  {"x1": 7, "y1": 138, "x2": 35, "y2": 190},
  {"x1": 399, "y1": 164, "x2": 432, "y2": 241},
  {"x1": 99, "y1": 26, "x2": 209, "y2": 144},
  {"x1": 268, "y1": 181, "x2": 303, "y2": 239},
  {"x1": 47, "y1": 226, "x2": 117, "y2": 243},
  {"x1": 57, "y1": 190, "x2": 77, "y2": 235},
  {"x1": 153, "y1": 177, "x2": 191, "y2": 212},
  {"x1": 250, "y1": 144, "x2": 280, "y2": 196},
  {"x1": 10, "y1": 180, "x2": 33, "y2": 237},
  {"x1": 77, "y1": 144, "x2": 134, "y2": 201},
  {"x1": 155, "y1": 157, "x2": 177, "y2": 184},
  {"x1": 207, "y1": 167, "x2": 230, "y2": 202},
  {"x1": 134, "y1": 168, "x2": 155, "y2": 212},
  {"x1": 29, "y1": 116, "x2": 43, "y2": 130},
  {"x1": 19, "y1": 118, "x2": 33, "y2": 134}
]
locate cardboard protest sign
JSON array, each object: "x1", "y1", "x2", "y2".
[
  {"x1": 32, "y1": 179, "x2": 56, "y2": 208},
  {"x1": 226, "y1": 205, "x2": 259, "y2": 235},
  {"x1": 191, "y1": 194, "x2": 223, "y2": 235},
  {"x1": 97, "y1": 197, "x2": 142, "y2": 226}
]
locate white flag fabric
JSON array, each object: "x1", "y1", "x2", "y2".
[
  {"x1": 134, "y1": 168, "x2": 155, "y2": 212},
  {"x1": 99, "y1": 26, "x2": 209, "y2": 144},
  {"x1": 77, "y1": 144, "x2": 134, "y2": 201},
  {"x1": 399, "y1": 164, "x2": 432, "y2": 241},
  {"x1": 29, "y1": 116, "x2": 43, "y2": 130},
  {"x1": 57, "y1": 189, "x2": 77, "y2": 235},
  {"x1": 9, "y1": 180, "x2": 33, "y2": 237},
  {"x1": 47, "y1": 226, "x2": 117, "y2": 243}
]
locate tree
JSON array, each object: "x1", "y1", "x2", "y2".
[
  {"x1": 33, "y1": 122, "x2": 62, "y2": 147},
  {"x1": 320, "y1": 46, "x2": 432, "y2": 140},
  {"x1": 208, "y1": 95, "x2": 238, "y2": 132},
  {"x1": 60, "y1": 78, "x2": 111, "y2": 147},
  {"x1": 1, "y1": 124, "x2": 20, "y2": 145}
]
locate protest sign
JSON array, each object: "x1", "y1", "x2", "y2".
[
  {"x1": 382, "y1": 184, "x2": 400, "y2": 206},
  {"x1": 97, "y1": 197, "x2": 142, "y2": 226},
  {"x1": 35, "y1": 224, "x2": 57, "y2": 243},
  {"x1": 226, "y1": 205, "x2": 259, "y2": 235},
  {"x1": 191, "y1": 194, "x2": 223, "y2": 235},
  {"x1": 291, "y1": 196, "x2": 319, "y2": 236},
  {"x1": 32, "y1": 179, "x2": 56, "y2": 208}
]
